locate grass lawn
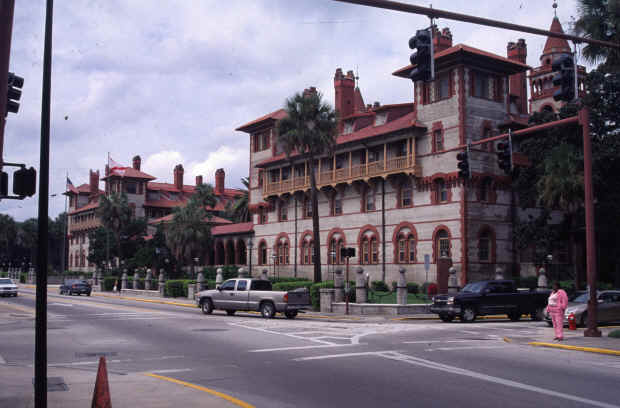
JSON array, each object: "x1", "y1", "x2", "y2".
[{"x1": 367, "y1": 291, "x2": 429, "y2": 304}]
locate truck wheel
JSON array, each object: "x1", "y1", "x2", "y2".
[
  {"x1": 260, "y1": 302, "x2": 276, "y2": 319},
  {"x1": 201, "y1": 299, "x2": 214, "y2": 315},
  {"x1": 226, "y1": 310, "x2": 236, "y2": 316},
  {"x1": 461, "y1": 307, "x2": 476, "y2": 323},
  {"x1": 532, "y1": 308, "x2": 544, "y2": 321},
  {"x1": 439, "y1": 314, "x2": 454, "y2": 323},
  {"x1": 284, "y1": 310, "x2": 298, "y2": 319},
  {"x1": 508, "y1": 311, "x2": 521, "y2": 322}
]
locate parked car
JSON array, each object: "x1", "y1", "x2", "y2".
[
  {"x1": 195, "y1": 278, "x2": 310, "y2": 319},
  {"x1": 544, "y1": 290, "x2": 620, "y2": 327},
  {"x1": 430, "y1": 280, "x2": 550, "y2": 323},
  {"x1": 0, "y1": 278, "x2": 18, "y2": 297},
  {"x1": 59, "y1": 279, "x2": 92, "y2": 296}
]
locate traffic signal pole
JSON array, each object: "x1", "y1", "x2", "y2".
[{"x1": 0, "y1": 0, "x2": 16, "y2": 171}]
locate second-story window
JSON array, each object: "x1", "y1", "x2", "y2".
[
  {"x1": 332, "y1": 192, "x2": 343, "y2": 216},
  {"x1": 433, "y1": 129, "x2": 444, "y2": 152},
  {"x1": 304, "y1": 197, "x2": 313, "y2": 218},
  {"x1": 401, "y1": 180, "x2": 413, "y2": 207},
  {"x1": 258, "y1": 208, "x2": 267, "y2": 224},
  {"x1": 472, "y1": 71, "x2": 491, "y2": 99},
  {"x1": 365, "y1": 188, "x2": 376, "y2": 212},
  {"x1": 279, "y1": 200, "x2": 288, "y2": 221},
  {"x1": 436, "y1": 73, "x2": 451, "y2": 100},
  {"x1": 125, "y1": 182, "x2": 137, "y2": 194}
]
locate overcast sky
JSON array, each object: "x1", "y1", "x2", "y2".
[{"x1": 2, "y1": 0, "x2": 580, "y2": 221}]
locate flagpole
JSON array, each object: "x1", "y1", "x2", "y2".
[{"x1": 61, "y1": 171, "x2": 67, "y2": 274}]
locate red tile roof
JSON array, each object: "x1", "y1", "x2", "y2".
[
  {"x1": 255, "y1": 111, "x2": 425, "y2": 168},
  {"x1": 212, "y1": 222, "x2": 254, "y2": 236},
  {"x1": 148, "y1": 213, "x2": 233, "y2": 225},
  {"x1": 143, "y1": 199, "x2": 186, "y2": 209},
  {"x1": 543, "y1": 17, "x2": 571, "y2": 56},
  {"x1": 69, "y1": 201, "x2": 99, "y2": 215},
  {"x1": 393, "y1": 43, "x2": 530, "y2": 78},
  {"x1": 236, "y1": 109, "x2": 287, "y2": 133},
  {"x1": 102, "y1": 167, "x2": 156, "y2": 181},
  {"x1": 147, "y1": 182, "x2": 196, "y2": 193}
]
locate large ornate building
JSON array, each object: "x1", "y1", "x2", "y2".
[{"x1": 235, "y1": 17, "x2": 581, "y2": 285}]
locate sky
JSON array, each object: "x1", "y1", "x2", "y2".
[{"x1": 1, "y1": 0, "x2": 580, "y2": 221}]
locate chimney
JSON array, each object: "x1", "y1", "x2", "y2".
[
  {"x1": 507, "y1": 39, "x2": 528, "y2": 114},
  {"x1": 89, "y1": 169, "x2": 99, "y2": 198},
  {"x1": 373, "y1": 101, "x2": 381, "y2": 109},
  {"x1": 303, "y1": 87, "x2": 317, "y2": 97},
  {"x1": 174, "y1": 164, "x2": 184, "y2": 191},
  {"x1": 215, "y1": 168, "x2": 225, "y2": 195},
  {"x1": 433, "y1": 27, "x2": 453, "y2": 54},
  {"x1": 196, "y1": 175, "x2": 203, "y2": 186},
  {"x1": 132, "y1": 155, "x2": 141, "y2": 170},
  {"x1": 334, "y1": 68, "x2": 356, "y2": 133}
]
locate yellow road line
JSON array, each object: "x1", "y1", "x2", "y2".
[
  {"x1": 527, "y1": 342, "x2": 620, "y2": 356},
  {"x1": 145, "y1": 373, "x2": 255, "y2": 408}
]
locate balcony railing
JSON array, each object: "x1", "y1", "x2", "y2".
[
  {"x1": 69, "y1": 218, "x2": 101, "y2": 232},
  {"x1": 263, "y1": 155, "x2": 420, "y2": 197}
]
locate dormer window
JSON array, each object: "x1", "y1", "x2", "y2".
[
  {"x1": 436, "y1": 73, "x2": 451, "y2": 100},
  {"x1": 472, "y1": 71, "x2": 491, "y2": 99},
  {"x1": 343, "y1": 121, "x2": 354, "y2": 134},
  {"x1": 374, "y1": 112, "x2": 387, "y2": 126}
]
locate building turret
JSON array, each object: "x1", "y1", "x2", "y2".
[{"x1": 174, "y1": 164, "x2": 184, "y2": 191}]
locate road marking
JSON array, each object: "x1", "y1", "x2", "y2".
[
  {"x1": 48, "y1": 303, "x2": 74, "y2": 307},
  {"x1": 143, "y1": 355, "x2": 185, "y2": 361},
  {"x1": 250, "y1": 344, "x2": 362, "y2": 353},
  {"x1": 150, "y1": 368, "x2": 192, "y2": 374},
  {"x1": 377, "y1": 351, "x2": 620, "y2": 408},
  {"x1": 461, "y1": 330, "x2": 479, "y2": 335},
  {"x1": 47, "y1": 359, "x2": 132, "y2": 367},
  {"x1": 294, "y1": 351, "x2": 391, "y2": 361},
  {"x1": 0, "y1": 354, "x2": 6, "y2": 364},
  {"x1": 145, "y1": 373, "x2": 255, "y2": 408},
  {"x1": 424, "y1": 345, "x2": 506, "y2": 352},
  {"x1": 403, "y1": 339, "x2": 491, "y2": 344}
]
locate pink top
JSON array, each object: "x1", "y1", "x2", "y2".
[{"x1": 547, "y1": 289, "x2": 568, "y2": 311}]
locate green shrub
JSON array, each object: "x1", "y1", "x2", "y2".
[
  {"x1": 406, "y1": 282, "x2": 419, "y2": 294},
  {"x1": 20, "y1": 273, "x2": 27, "y2": 284},
  {"x1": 201, "y1": 266, "x2": 238, "y2": 281},
  {"x1": 391, "y1": 281, "x2": 398, "y2": 292},
  {"x1": 103, "y1": 277, "x2": 117, "y2": 291},
  {"x1": 165, "y1": 280, "x2": 187, "y2": 298},
  {"x1": 273, "y1": 281, "x2": 314, "y2": 292},
  {"x1": 271, "y1": 277, "x2": 312, "y2": 284},
  {"x1": 609, "y1": 329, "x2": 620, "y2": 339},
  {"x1": 371, "y1": 280, "x2": 389, "y2": 292}
]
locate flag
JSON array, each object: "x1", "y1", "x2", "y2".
[
  {"x1": 108, "y1": 156, "x2": 127, "y2": 176},
  {"x1": 66, "y1": 177, "x2": 74, "y2": 189}
]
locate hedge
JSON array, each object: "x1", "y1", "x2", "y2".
[
  {"x1": 270, "y1": 277, "x2": 312, "y2": 284},
  {"x1": 406, "y1": 282, "x2": 419, "y2": 294},
  {"x1": 371, "y1": 281, "x2": 389, "y2": 292},
  {"x1": 103, "y1": 277, "x2": 117, "y2": 291},
  {"x1": 272, "y1": 281, "x2": 314, "y2": 292},
  {"x1": 201, "y1": 266, "x2": 238, "y2": 281}
]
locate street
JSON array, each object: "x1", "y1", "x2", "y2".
[{"x1": 1, "y1": 289, "x2": 619, "y2": 408}]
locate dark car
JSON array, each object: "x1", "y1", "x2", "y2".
[{"x1": 59, "y1": 279, "x2": 92, "y2": 296}]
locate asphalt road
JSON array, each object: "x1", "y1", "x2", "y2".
[{"x1": 2, "y1": 289, "x2": 619, "y2": 408}]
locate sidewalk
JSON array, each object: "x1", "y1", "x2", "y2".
[
  {"x1": 0, "y1": 363, "x2": 246, "y2": 408},
  {"x1": 509, "y1": 325, "x2": 620, "y2": 356}
]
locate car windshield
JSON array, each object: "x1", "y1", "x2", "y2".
[
  {"x1": 461, "y1": 281, "x2": 487, "y2": 294},
  {"x1": 0, "y1": 278, "x2": 12, "y2": 284},
  {"x1": 572, "y1": 293, "x2": 589, "y2": 303}
]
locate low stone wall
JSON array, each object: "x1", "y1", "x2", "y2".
[
  {"x1": 331, "y1": 302, "x2": 430, "y2": 315},
  {"x1": 120, "y1": 289, "x2": 161, "y2": 297}
]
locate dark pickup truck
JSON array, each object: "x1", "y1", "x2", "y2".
[{"x1": 430, "y1": 280, "x2": 549, "y2": 323}]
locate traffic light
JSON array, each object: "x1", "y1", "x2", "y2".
[
  {"x1": 496, "y1": 141, "x2": 512, "y2": 175},
  {"x1": 6, "y1": 72, "x2": 24, "y2": 114},
  {"x1": 408, "y1": 28, "x2": 433, "y2": 82},
  {"x1": 457, "y1": 150, "x2": 470, "y2": 179},
  {"x1": 13, "y1": 167, "x2": 36, "y2": 197},
  {"x1": 0, "y1": 171, "x2": 8, "y2": 196},
  {"x1": 551, "y1": 55, "x2": 575, "y2": 102}
]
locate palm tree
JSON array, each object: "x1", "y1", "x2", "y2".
[
  {"x1": 194, "y1": 182, "x2": 218, "y2": 209},
  {"x1": 573, "y1": 0, "x2": 620, "y2": 71},
  {"x1": 98, "y1": 193, "x2": 132, "y2": 267},
  {"x1": 166, "y1": 200, "x2": 211, "y2": 278},
  {"x1": 0, "y1": 214, "x2": 17, "y2": 260},
  {"x1": 231, "y1": 177, "x2": 250, "y2": 223},
  {"x1": 537, "y1": 143, "x2": 584, "y2": 287},
  {"x1": 277, "y1": 91, "x2": 338, "y2": 282}
]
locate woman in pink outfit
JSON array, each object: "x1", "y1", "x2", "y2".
[{"x1": 547, "y1": 281, "x2": 568, "y2": 341}]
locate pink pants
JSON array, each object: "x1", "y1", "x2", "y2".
[{"x1": 550, "y1": 310, "x2": 564, "y2": 339}]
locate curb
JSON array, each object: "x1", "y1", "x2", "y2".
[{"x1": 527, "y1": 341, "x2": 620, "y2": 356}]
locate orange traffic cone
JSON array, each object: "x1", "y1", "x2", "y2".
[{"x1": 91, "y1": 356, "x2": 112, "y2": 408}]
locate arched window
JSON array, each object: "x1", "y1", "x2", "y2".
[
  {"x1": 394, "y1": 224, "x2": 417, "y2": 264},
  {"x1": 360, "y1": 236, "x2": 378, "y2": 264},
  {"x1": 328, "y1": 236, "x2": 345, "y2": 265},
  {"x1": 258, "y1": 241, "x2": 267, "y2": 265},
  {"x1": 436, "y1": 229, "x2": 451, "y2": 259},
  {"x1": 274, "y1": 236, "x2": 290, "y2": 265},
  {"x1": 300, "y1": 233, "x2": 313, "y2": 265}
]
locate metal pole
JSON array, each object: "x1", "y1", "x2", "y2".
[
  {"x1": 332, "y1": 0, "x2": 620, "y2": 50},
  {"x1": 345, "y1": 255, "x2": 350, "y2": 315},
  {"x1": 36, "y1": 1, "x2": 53, "y2": 406},
  {"x1": 381, "y1": 179, "x2": 386, "y2": 282},
  {"x1": 0, "y1": 0, "x2": 15, "y2": 171},
  {"x1": 60, "y1": 181, "x2": 67, "y2": 274},
  {"x1": 580, "y1": 106, "x2": 601, "y2": 338}
]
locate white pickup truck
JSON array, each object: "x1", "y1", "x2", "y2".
[
  {"x1": 195, "y1": 278, "x2": 310, "y2": 319},
  {"x1": 0, "y1": 278, "x2": 18, "y2": 297}
]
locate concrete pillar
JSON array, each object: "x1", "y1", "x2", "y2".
[
  {"x1": 121, "y1": 272, "x2": 128, "y2": 290},
  {"x1": 216, "y1": 268, "x2": 223, "y2": 285},
  {"x1": 159, "y1": 273, "x2": 165, "y2": 297},
  {"x1": 334, "y1": 268, "x2": 344, "y2": 302},
  {"x1": 261, "y1": 269, "x2": 269, "y2": 281},
  {"x1": 187, "y1": 284, "x2": 195, "y2": 300},
  {"x1": 238, "y1": 267, "x2": 248, "y2": 278},
  {"x1": 537, "y1": 267, "x2": 548, "y2": 290},
  {"x1": 495, "y1": 267, "x2": 504, "y2": 280},
  {"x1": 145, "y1": 269, "x2": 152, "y2": 291},
  {"x1": 397, "y1": 267, "x2": 408, "y2": 305},
  {"x1": 134, "y1": 270, "x2": 141, "y2": 289},
  {"x1": 196, "y1": 272, "x2": 205, "y2": 292},
  {"x1": 320, "y1": 288, "x2": 335, "y2": 313},
  {"x1": 92, "y1": 270, "x2": 97, "y2": 285},
  {"x1": 355, "y1": 267, "x2": 367, "y2": 304},
  {"x1": 97, "y1": 270, "x2": 102, "y2": 284},
  {"x1": 448, "y1": 266, "x2": 459, "y2": 294}
]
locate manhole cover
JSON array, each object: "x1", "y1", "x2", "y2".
[
  {"x1": 192, "y1": 328, "x2": 228, "y2": 332},
  {"x1": 32, "y1": 377, "x2": 68, "y2": 392},
  {"x1": 75, "y1": 352, "x2": 118, "y2": 358}
]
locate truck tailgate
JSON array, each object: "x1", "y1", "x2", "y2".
[{"x1": 287, "y1": 288, "x2": 310, "y2": 306}]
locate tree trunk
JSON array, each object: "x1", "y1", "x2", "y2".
[{"x1": 308, "y1": 157, "x2": 321, "y2": 283}]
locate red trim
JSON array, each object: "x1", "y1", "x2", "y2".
[
  {"x1": 326, "y1": 228, "x2": 347, "y2": 247},
  {"x1": 357, "y1": 224, "x2": 380, "y2": 248},
  {"x1": 458, "y1": 65, "x2": 466, "y2": 146},
  {"x1": 392, "y1": 222, "x2": 419, "y2": 264}
]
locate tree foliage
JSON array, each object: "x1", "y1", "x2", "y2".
[{"x1": 573, "y1": 0, "x2": 620, "y2": 72}]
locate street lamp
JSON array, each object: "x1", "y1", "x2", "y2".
[
  {"x1": 247, "y1": 238, "x2": 254, "y2": 277},
  {"x1": 272, "y1": 253, "x2": 277, "y2": 279},
  {"x1": 193, "y1": 257, "x2": 200, "y2": 279}
]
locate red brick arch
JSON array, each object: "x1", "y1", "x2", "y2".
[
  {"x1": 326, "y1": 228, "x2": 346, "y2": 246},
  {"x1": 432, "y1": 225, "x2": 453, "y2": 263},
  {"x1": 357, "y1": 224, "x2": 380, "y2": 248},
  {"x1": 392, "y1": 222, "x2": 419, "y2": 264}
]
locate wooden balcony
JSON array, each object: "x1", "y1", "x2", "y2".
[
  {"x1": 69, "y1": 218, "x2": 101, "y2": 232},
  {"x1": 263, "y1": 155, "x2": 421, "y2": 198}
]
